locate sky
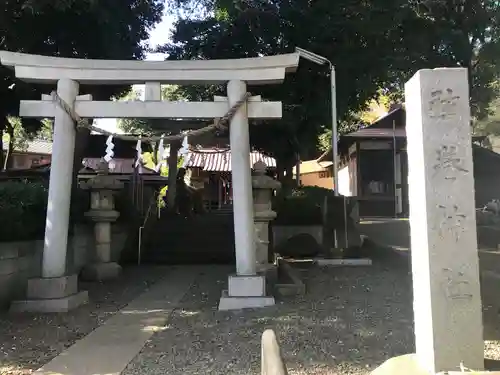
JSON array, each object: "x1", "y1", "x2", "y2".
[{"x1": 93, "y1": 13, "x2": 176, "y2": 134}]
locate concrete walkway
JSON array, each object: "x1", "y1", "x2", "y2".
[{"x1": 33, "y1": 267, "x2": 198, "y2": 375}]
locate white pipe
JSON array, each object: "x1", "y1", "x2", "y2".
[{"x1": 331, "y1": 65, "x2": 339, "y2": 196}]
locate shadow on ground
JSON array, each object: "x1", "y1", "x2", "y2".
[
  {"x1": 361, "y1": 218, "x2": 500, "y2": 368},
  {"x1": 123, "y1": 253, "x2": 414, "y2": 375}
]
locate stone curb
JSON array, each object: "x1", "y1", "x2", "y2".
[{"x1": 275, "y1": 258, "x2": 305, "y2": 296}]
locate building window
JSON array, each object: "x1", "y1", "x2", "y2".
[{"x1": 319, "y1": 170, "x2": 332, "y2": 179}]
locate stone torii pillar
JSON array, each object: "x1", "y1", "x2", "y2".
[
  {"x1": 218, "y1": 84, "x2": 276, "y2": 310},
  {"x1": 10, "y1": 80, "x2": 89, "y2": 313},
  {"x1": 406, "y1": 68, "x2": 483, "y2": 373}
]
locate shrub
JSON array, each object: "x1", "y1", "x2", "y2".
[
  {"x1": 289, "y1": 186, "x2": 336, "y2": 204},
  {"x1": 273, "y1": 186, "x2": 334, "y2": 226},
  {"x1": 0, "y1": 180, "x2": 48, "y2": 242}
]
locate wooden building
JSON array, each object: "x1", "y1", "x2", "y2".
[
  {"x1": 184, "y1": 148, "x2": 276, "y2": 209},
  {"x1": 330, "y1": 106, "x2": 498, "y2": 217}
]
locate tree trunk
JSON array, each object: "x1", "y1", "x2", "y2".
[
  {"x1": 0, "y1": 122, "x2": 4, "y2": 170},
  {"x1": 295, "y1": 152, "x2": 301, "y2": 187},
  {"x1": 152, "y1": 141, "x2": 158, "y2": 165},
  {"x1": 276, "y1": 163, "x2": 284, "y2": 182},
  {"x1": 3, "y1": 123, "x2": 14, "y2": 170},
  {"x1": 283, "y1": 164, "x2": 294, "y2": 192}
]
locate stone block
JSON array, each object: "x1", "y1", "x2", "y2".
[
  {"x1": 228, "y1": 274, "x2": 266, "y2": 297},
  {"x1": 370, "y1": 354, "x2": 430, "y2": 375},
  {"x1": 0, "y1": 245, "x2": 19, "y2": 260},
  {"x1": 26, "y1": 274, "x2": 78, "y2": 300},
  {"x1": 80, "y1": 262, "x2": 122, "y2": 281},
  {"x1": 10, "y1": 290, "x2": 88, "y2": 313},
  {"x1": 17, "y1": 255, "x2": 33, "y2": 273},
  {"x1": 273, "y1": 225, "x2": 323, "y2": 249},
  {"x1": 314, "y1": 258, "x2": 372, "y2": 266},
  {"x1": 218, "y1": 290, "x2": 275, "y2": 311},
  {"x1": 0, "y1": 273, "x2": 22, "y2": 309},
  {"x1": 0, "y1": 258, "x2": 18, "y2": 276}
]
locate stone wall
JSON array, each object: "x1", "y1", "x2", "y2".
[
  {"x1": 272, "y1": 225, "x2": 323, "y2": 249},
  {"x1": 0, "y1": 223, "x2": 128, "y2": 309}
]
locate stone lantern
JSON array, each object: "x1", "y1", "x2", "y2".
[
  {"x1": 251, "y1": 161, "x2": 281, "y2": 271},
  {"x1": 79, "y1": 161, "x2": 124, "y2": 281}
]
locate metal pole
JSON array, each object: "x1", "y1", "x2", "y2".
[
  {"x1": 330, "y1": 64, "x2": 339, "y2": 196},
  {"x1": 330, "y1": 64, "x2": 340, "y2": 250},
  {"x1": 393, "y1": 120, "x2": 397, "y2": 218},
  {"x1": 343, "y1": 196, "x2": 348, "y2": 249}
]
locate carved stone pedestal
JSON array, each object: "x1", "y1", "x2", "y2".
[
  {"x1": 252, "y1": 161, "x2": 281, "y2": 271},
  {"x1": 80, "y1": 162, "x2": 123, "y2": 281}
]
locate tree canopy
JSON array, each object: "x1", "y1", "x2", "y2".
[
  {"x1": 158, "y1": 0, "x2": 500, "y2": 166},
  {"x1": 118, "y1": 85, "x2": 186, "y2": 135},
  {"x1": 1, "y1": 0, "x2": 164, "y2": 166}
]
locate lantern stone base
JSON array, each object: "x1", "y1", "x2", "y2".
[
  {"x1": 218, "y1": 274, "x2": 275, "y2": 310},
  {"x1": 9, "y1": 274, "x2": 88, "y2": 313},
  {"x1": 81, "y1": 262, "x2": 122, "y2": 281}
]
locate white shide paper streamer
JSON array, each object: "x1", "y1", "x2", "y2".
[{"x1": 103, "y1": 135, "x2": 115, "y2": 163}]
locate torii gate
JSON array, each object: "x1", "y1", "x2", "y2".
[{"x1": 0, "y1": 51, "x2": 299, "y2": 312}]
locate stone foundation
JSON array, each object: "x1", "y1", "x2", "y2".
[
  {"x1": 218, "y1": 274, "x2": 275, "y2": 310},
  {"x1": 0, "y1": 223, "x2": 128, "y2": 309},
  {"x1": 10, "y1": 274, "x2": 89, "y2": 313}
]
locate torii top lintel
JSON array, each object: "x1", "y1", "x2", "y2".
[{"x1": 0, "y1": 51, "x2": 299, "y2": 85}]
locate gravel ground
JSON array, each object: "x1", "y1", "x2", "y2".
[
  {"x1": 123, "y1": 251, "x2": 415, "y2": 375},
  {"x1": 0, "y1": 266, "x2": 170, "y2": 375},
  {"x1": 4, "y1": 249, "x2": 500, "y2": 375}
]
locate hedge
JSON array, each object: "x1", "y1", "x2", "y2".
[
  {"x1": 0, "y1": 180, "x2": 48, "y2": 242},
  {"x1": 274, "y1": 186, "x2": 334, "y2": 226}
]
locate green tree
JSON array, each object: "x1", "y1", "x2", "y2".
[
  {"x1": 155, "y1": 0, "x2": 414, "y2": 176},
  {"x1": 317, "y1": 90, "x2": 400, "y2": 152},
  {"x1": 163, "y1": 0, "x2": 500, "y2": 167},
  {"x1": 2, "y1": 117, "x2": 53, "y2": 170},
  {"x1": 474, "y1": 93, "x2": 500, "y2": 136},
  {"x1": 118, "y1": 85, "x2": 186, "y2": 135},
  {"x1": 0, "y1": 0, "x2": 164, "y2": 167},
  {"x1": 403, "y1": 0, "x2": 500, "y2": 120}
]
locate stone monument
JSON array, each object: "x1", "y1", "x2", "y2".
[
  {"x1": 252, "y1": 161, "x2": 281, "y2": 271},
  {"x1": 406, "y1": 68, "x2": 483, "y2": 373},
  {"x1": 80, "y1": 160, "x2": 124, "y2": 281}
]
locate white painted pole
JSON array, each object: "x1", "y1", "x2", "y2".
[
  {"x1": 42, "y1": 78, "x2": 79, "y2": 278},
  {"x1": 331, "y1": 65, "x2": 340, "y2": 249},
  {"x1": 228, "y1": 80, "x2": 256, "y2": 276},
  {"x1": 330, "y1": 65, "x2": 339, "y2": 196}
]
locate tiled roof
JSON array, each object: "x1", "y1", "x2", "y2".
[
  {"x1": 2, "y1": 139, "x2": 53, "y2": 155},
  {"x1": 185, "y1": 149, "x2": 276, "y2": 172}
]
